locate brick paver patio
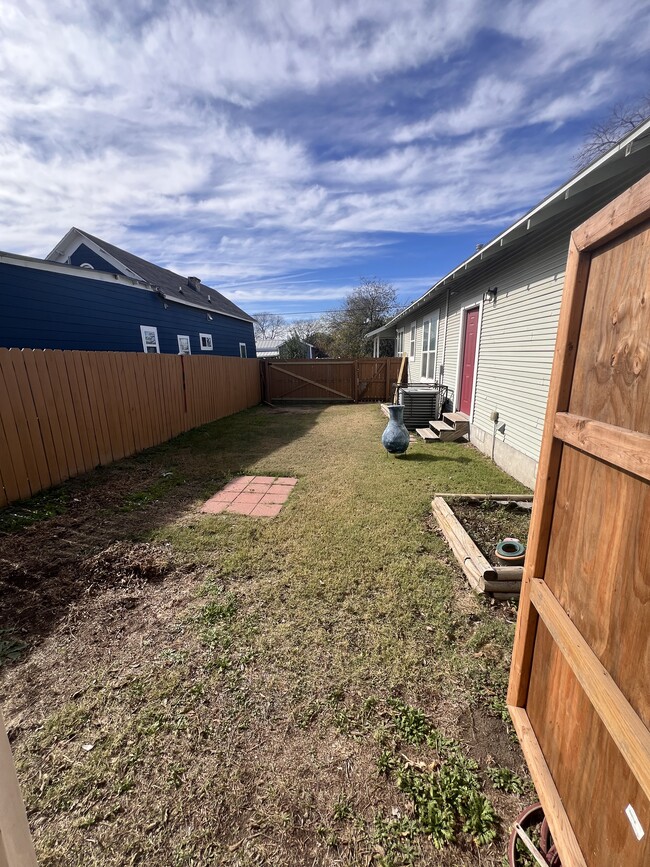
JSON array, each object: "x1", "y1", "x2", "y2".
[{"x1": 200, "y1": 476, "x2": 298, "y2": 517}]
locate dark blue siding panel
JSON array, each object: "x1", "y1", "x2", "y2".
[
  {"x1": 0, "y1": 263, "x2": 256, "y2": 357},
  {"x1": 69, "y1": 244, "x2": 122, "y2": 274}
]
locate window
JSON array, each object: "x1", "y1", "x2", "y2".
[
  {"x1": 395, "y1": 329, "x2": 404, "y2": 356},
  {"x1": 140, "y1": 325, "x2": 160, "y2": 354},
  {"x1": 199, "y1": 333, "x2": 213, "y2": 351},
  {"x1": 177, "y1": 335, "x2": 191, "y2": 355},
  {"x1": 239, "y1": 342, "x2": 248, "y2": 358},
  {"x1": 409, "y1": 323, "x2": 416, "y2": 360},
  {"x1": 420, "y1": 312, "x2": 439, "y2": 380}
]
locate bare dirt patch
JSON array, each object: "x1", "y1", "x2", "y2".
[
  {"x1": 1, "y1": 405, "x2": 533, "y2": 866},
  {"x1": 448, "y1": 499, "x2": 531, "y2": 566}
]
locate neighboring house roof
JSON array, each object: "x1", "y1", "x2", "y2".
[
  {"x1": 256, "y1": 338, "x2": 283, "y2": 357},
  {"x1": 368, "y1": 118, "x2": 650, "y2": 337},
  {"x1": 47, "y1": 228, "x2": 254, "y2": 323},
  {"x1": 256, "y1": 337, "x2": 314, "y2": 358}
]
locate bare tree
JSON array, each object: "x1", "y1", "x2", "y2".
[
  {"x1": 327, "y1": 278, "x2": 398, "y2": 358},
  {"x1": 574, "y1": 95, "x2": 650, "y2": 169},
  {"x1": 252, "y1": 312, "x2": 286, "y2": 340}
]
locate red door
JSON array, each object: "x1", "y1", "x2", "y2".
[{"x1": 459, "y1": 307, "x2": 479, "y2": 415}]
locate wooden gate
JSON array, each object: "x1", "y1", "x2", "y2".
[
  {"x1": 263, "y1": 357, "x2": 406, "y2": 403},
  {"x1": 508, "y1": 173, "x2": 650, "y2": 866}
]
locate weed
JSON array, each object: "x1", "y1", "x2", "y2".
[
  {"x1": 373, "y1": 816, "x2": 420, "y2": 866},
  {"x1": 0, "y1": 487, "x2": 69, "y2": 533},
  {"x1": 333, "y1": 794, "x2": 353, "y2": 820},
  {"x1": 487, "y1": 766, "x2": 525, "y2": 795},
  {"x1": 0, "y1": 629, "x2": 27, "y2": 666},
  {"x1": 389, "y1": 700, "x2": 430, "y2": 745},
  {"x1": 381, "y1": 702, "x2": 498, "y2": 849}
]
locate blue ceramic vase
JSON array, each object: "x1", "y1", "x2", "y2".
[{"x1": 382, "y1": 404, "x2": 410, "y2": 455}]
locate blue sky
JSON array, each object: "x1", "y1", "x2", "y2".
[{"x1": 1, "y1": 1, "x2": 649, "y2": 320}]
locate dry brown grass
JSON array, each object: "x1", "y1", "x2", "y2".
[{"x1": 1, "y1": 404, "x2": 532, "y2": 866}]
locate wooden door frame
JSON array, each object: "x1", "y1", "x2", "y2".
[
  {"x1": 507, "y1": 173, "x2": 650, "y2": 867},
  {"x1": 453, "y1": 300, "x2": 483, "y2": 419}
]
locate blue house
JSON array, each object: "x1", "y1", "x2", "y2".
[{"x1": 0, "y1": 228, "x2": 256, "y2": 357}]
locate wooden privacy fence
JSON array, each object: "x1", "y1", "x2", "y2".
[
  {"x1": 508, "y1": 173, "x2": 650, "y2": 866},
  {"x1": 0, "y1": 349, "x2": 261, "y2": 507},
  {"x1": 262, "y1": 357, "x2": 406, "y2": 403}
]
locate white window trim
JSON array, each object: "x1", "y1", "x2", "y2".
[
  {"x1": 453, "y1": 300, "x2": 483, "y2": 421},
  {"x1": 395, "y1": 328, "x2": 404, "y2": 356},
  {"x1": 177, "y1": 335, "x2": 191, "y2": 355},
  {"x1": 199, "y1": 333, "x2": 213, "y2": 351},
  {"x1": 239, "y1": 342, "x2": 247, "y2": 358},
  {"x1": 420, "y1": 312, "x2": 440, "y2": 382},
  {"x1": 409, "y1": 322, "x2": 416, "y2": 361},
  {"x1": 140, "y1": 325, "x2": 160, "y2": 354}
]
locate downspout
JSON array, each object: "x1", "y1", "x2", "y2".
[{"x1": 441, "y1": 284, "x2": 450, "y2": 397}]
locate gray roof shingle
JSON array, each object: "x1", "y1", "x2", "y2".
[{"x1": 75, "y1": 228, "x2": 253, "y2": 323}]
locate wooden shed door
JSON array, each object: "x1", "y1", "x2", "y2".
[
  {"x1": 459, "y1": 307, "x2": 479, "y2": 415},
  {"x1": 508, "y1": 174, "x2": 650, "y2": 867}
]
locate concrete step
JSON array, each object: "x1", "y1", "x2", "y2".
[{"x1": 416, "y1": 427, "x2": 438, "y2": 442}]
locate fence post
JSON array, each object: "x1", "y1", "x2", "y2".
[
  {"x1": 354, "y1": 359, "x2": 359, "y2": 403},
  {"x1": 0, "y1": 710, "x2": 37, "y2": 867}
]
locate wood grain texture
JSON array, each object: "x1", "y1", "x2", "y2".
[
  {"x1": 569, "y1": 218, "x2": 650, "y2": 435},
  {"x1": 508, "y1": 236, "x2": 591, "y2": 708},
  {"x1": 573, "y1": 171, "x2": 650, "y2": 251},
  {"x1": 544, "y1": 449, "x2": 649, "y2": 722},
  {"x1": 510, "y1": 177, "x2": 650, "y2": 867},
  {"x1": 0, "y1": 351, "x2": 261, "y2": 506},
  {"x1": 554, "y1": 412, "x2": 650, "y2": 481},
  {"x1": 0, "y1": 711, "x2": 37, "y2": 867},
  {"x1": 508, "y1": 706, "x2": 587, "y2": 867},
  {"x1": 527, "y1": 622, "x2": 650, "y2": 867},
  {"x1": 531, "y1": 578, "x2": 650, "y2": 799}
]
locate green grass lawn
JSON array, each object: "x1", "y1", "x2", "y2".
[{"x1": 0, "y1": 404, "x2": 532, "y2": 866}]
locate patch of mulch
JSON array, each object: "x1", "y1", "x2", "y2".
[{"x1": 450, "y1": 499, "x2": 531, "y2": 566}]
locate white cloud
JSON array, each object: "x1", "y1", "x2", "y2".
[{"x1": 0, "y1": 0, "x2": 647, "y2": 311}]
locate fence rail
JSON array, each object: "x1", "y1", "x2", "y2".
[{"x1": 0, "y1": 349, "x2": 261, "y2": 508}]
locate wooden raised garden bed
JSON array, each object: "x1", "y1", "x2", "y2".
[{"x1": 432, "y1": 494, "x2": 532, "y2": 599}]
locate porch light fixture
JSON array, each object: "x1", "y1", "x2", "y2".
[{"x1": 483, "y1": 286, "x2": 497, "y2": 302}]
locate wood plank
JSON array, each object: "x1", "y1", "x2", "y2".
[
  {"x1": 0, "y1": 354, "x2": 32, "y2": 501},
  {"x1": 527, "y1": 621, "x2": 650, "y2": 867},
  {"x1": 530, "y1": 578, "x2": 650, "y2": 802},
  {"x1": 554, "y1": 413, "x2": 650, "y2": 481},
  {"x1": 20, "y1": 351, "x2": 63, "y2": 488},
  {"x1": 62, "y1": 351, "x2": 93, "y2": 473},
  {"x1": 32, "y1": 351, "x2": 71, "y2": 482},
  {"x1": 83, "y1": 351, "x2": 113, "y2": 464},
  {"x1": 49, "y1": 350, "x2": 85, "y2": 476},
  {"x1": 508, "y1": 235, "x2": 591, "y2": 708},
  {"x1": 572, "y1": 172, "x2": 650, "y2": 251},
  {"x1": 5, "y1": 350, "x2": 50, "y2": 492},
  {"x1": 508, "y1": 706, "x2": 587, "y2": 867},
  {"x1": 70, "y1": 351, "x2": 100, "y2": 469},
  {"x1": 569, "y1": 219, "x2": 650, "y2": 436},
  {"x1": 0, "y1": 710, "x2": 38, "y2": 867},
  {"x1": 431, "y1": 497, "x2": 492, "y2": 592},
  {"x1": 269, "y1": 363, "x2": 354, "y2": 401}
]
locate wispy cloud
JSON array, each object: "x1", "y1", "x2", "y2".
[{"x1": 0, "y1": 0, "x2": 647, "y2": 312}]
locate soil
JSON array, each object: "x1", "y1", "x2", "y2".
[{"x1": 449, "y1": 499, "x2": 532, "y2": 567}]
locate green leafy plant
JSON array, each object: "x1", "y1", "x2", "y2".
[
  {"x1": 487, "y1": 766, "x2": 525, "y2": 794},
  {"x1": 0, "y1": 630, "x2": 27, "y2": 666},
  {"x1": 333, "y1": 794, "x2": 353, "y2": 820}
]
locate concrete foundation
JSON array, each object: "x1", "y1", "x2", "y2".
[{"x1": 469, "y1": 423, "x2": 537, "y2": 490}]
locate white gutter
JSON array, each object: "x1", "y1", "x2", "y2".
[{"x1": 368, "y1": 117, "x2": 650, "y2": 337}]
